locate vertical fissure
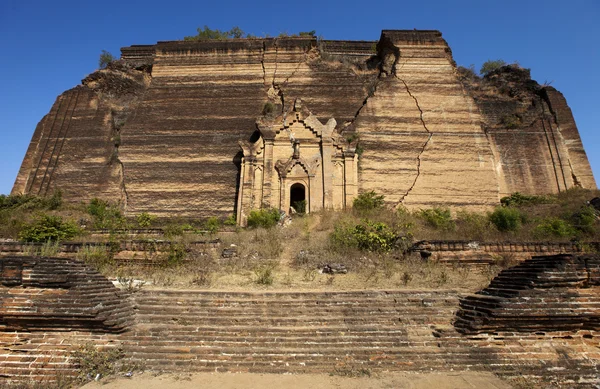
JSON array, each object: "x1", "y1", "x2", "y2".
[{"x1": 396, "y1": 77, "x2": 433, "y2": 204}]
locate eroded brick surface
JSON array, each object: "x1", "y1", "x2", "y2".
[{"x1": 456, "y1": 254, "x2": 600, "y2": 333}]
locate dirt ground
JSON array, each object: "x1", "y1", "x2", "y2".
[{"x1": 81, "y1": 371, "x2": 513, "y2": 389}]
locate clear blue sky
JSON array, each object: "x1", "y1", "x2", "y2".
[{"x1": 0, "y1": 0, "x2": 598, "y2": 195}]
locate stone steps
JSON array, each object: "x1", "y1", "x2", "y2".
[{"x1": 117, "y1": 289, "x2": 599, "y2": 386}]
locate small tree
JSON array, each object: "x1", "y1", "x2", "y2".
[
  {"x1": 184, "y1": 26, "x2": 246, "y2": 40},
  {"x1": 99, "y1": 50, "x2": 116, "y2": 69},
  {"x1": 353, "y1": 191, "x2": 385, "y2": 212},
  {"x1": 480, "y1": 59, "x2": 507, "y2": 76}
]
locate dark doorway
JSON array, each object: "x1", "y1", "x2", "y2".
[{"x1": 290, "y1": 183, "x2": 306, "y2": 214}]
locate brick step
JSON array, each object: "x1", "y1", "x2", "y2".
[
  {"x1": 135, "y1": 290, "x2": 458, "y2": 300},
  {"x1": 132, "y1": 317, "x2": 448, "y2": 327},
  {"x1": 133, "y1": 304, "x2": 457, "y2": 314},
  {"x1": 136, "y1": 312, "x2": 452, "y2": 326},
  {"x1": 134, "y1": 300, "x2": 457, "y2": 309}
]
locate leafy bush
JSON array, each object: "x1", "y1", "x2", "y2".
[
  {"x1": 161, "y1": 242, "x2": 187, "y2": 267},
  {"x1": 534, "y1": 217, "x2": 576, "y2": 238},
  {"x1": 0, "y1": 192, "x2": 62, "y2": 211},
  {"x1": 419, "y1": 208, "x2": 455, "y2": 231},
  {"x1": 500, "y1": 192, "x2": 551, "y2": 207},
  {"x1": 489, "y1": 206, "x2": 524, "y2": 232},
  {"x1": 480, "y1": 59, "x2": 507, "y2": 76},
  {"x1": 299, "y1": 30, "x2": 316, "y2": 37},
  {"x1": 571, "y1": 206, "x2": 598, "y2": 235},
  {"x1": 19, "y1": 215, "x2": 79, "y2": 242},
  {"x1": 292, "y1": 199, "x2": 306, "y2": 214},
  {"x1": 136, "y1": 212, "x2": 156, "y2": 228},
  {"x1": 99, "y1": 50, "x2": 115, "y2": 69},
  {"x1": 353, "y1": 191, "x2": 384, "y2": 212},
  {"x1": 247, "y1": 208, "x2": 281, "y2": 229},
  {"x1": 87, "y1": 198, "x2": 126, "y2": 230},
  {"x1": 184, "y1": 25, "x2": 246, "y2": 40},
  {"x1": 331, "y1": 219, "x2": 397, "y2": 252},
  {"x1": 204, "y1": 216, "x2": 221, "y2": 234},
  {"x1": 223, "y1": 214, "x2": 237, "y2": 226}
]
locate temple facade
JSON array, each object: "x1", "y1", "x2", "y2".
[{"x1": 237, "y1": 99, "x2": 357, "y2": 225}]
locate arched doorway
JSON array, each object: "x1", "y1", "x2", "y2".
[{"x1": 290, "y1": 183, "x2": 306, "y2": 214}]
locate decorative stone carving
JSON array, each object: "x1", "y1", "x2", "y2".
[{"x1": 236, "y1": 99, "x2": 357, "y2": 226}]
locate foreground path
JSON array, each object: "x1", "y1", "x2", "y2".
[{"x1": 81, "y1": 371, "x2": 512, "y2": 389}]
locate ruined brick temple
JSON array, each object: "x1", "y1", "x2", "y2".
[{"x1": 12, "y1": 30, "x2": 596, "y2": 224}]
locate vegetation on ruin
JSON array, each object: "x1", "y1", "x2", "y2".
[
  {"x1": 247, "y1": 207, "x2": 281, "y2": 229},
  {"x1": 479, "y1": 59, "x2": 507, "y2": 76},
  {"x1": 183, "y1": 26, "x2": 318, "y2": 40},
  {"x1": 99, "y1": 50, "x2": 116, "y2": 69},
  {"x1": 184, "y1": 25, "x2": 246, "y2": 40},
  {"x1": 0, "y1": 188, "x2": 597, "y2": 292}
]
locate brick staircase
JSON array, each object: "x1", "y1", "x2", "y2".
[
  {"x1": 119, "y1": 289, "x2": 599, "y2": 387},
  {"x1": 2, "y1": 288, "x2": 599, "y2": 387}
]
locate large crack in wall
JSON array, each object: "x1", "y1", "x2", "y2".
[
  {"x1": 110, "y1": 110, "x2": 129, "y2": 209},
  {"x1": 396, "y1": 77, "x2": 433, "y2": 204}
]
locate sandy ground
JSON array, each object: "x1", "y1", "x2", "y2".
[{"x1": 81, "y1": 371, "x2": 513, "y2": 389}]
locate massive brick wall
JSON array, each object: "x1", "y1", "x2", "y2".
[{"x1": 12, "y1": 30, "x2": 596, "y2": 218}]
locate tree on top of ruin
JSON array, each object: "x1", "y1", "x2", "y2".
[
  {"x1": 184, "y1": 26, "x2": 246, "y2": 40},
  {"x1": 480, "y1": 59, "x2": 507, "y2": 76},
  {"x1": 99, "y1": 50, "x2": 116, "y2": 69}
]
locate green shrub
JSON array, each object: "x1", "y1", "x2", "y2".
[
  {"x1": 223, "y1": 214, "x2": 237, "y2": 226},
  {"x1": 419, "y1": 208, "x2": 455, "y2": 231},
  {"x1": 534, "y1": 217, "x2": 576, "y2": 238},
  {"x1": 500, "y1": 192, "x2": 551, "y2": 207},
  {"x1": 165, "y1": 242, "x2": 186, "y2": 266},
  {"x1": 99, "y1": 50, "x2": 116, "y2": 69},
  {"x1": 136, "y1": 212, "x2": 156, "y2": 228},
  {"x1": 204, "y1": 216, "x2": 221, "y2": 234},
  {"x1": 0, "y1": 192, "x2": 62, "y2": 211},
  {"x1": 331, "y1": 219, "x2": 397, "y2": 252},
  {"x1": 164, "y1": 223, "x2": 197, "y2": 237},
  {"x1": 292, "y1": 200, "x2": 306, "y2": 214},
  {"x1": 247, "y1": 208, "x2": 281, "y2": 229},
  {"x1": 480, "y1": 59, "x2": 507, "y2": 76},
  {"x1": 19, "y1": 215, "x2": 79, "y2": 242},
  {"x1": 572, "y1": 206, "x2": 598, "y2": 235},
  {"x1": 87, "y1": 198, "x2": 126, "y2": 230},
  {"x1": 353, "y1": 191, "x2": 384, "y2": 212},
  {"x1": 489, "y1": 206, "x2": 524, "y2": 232},
  {"x1": 184, "y1": 25, "x2": 246, "y2": 40}
]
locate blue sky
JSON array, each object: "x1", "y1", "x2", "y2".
[{"x1": 0, "y1": 0, "x2": 598, "y2": 195}]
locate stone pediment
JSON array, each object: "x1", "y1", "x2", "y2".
[{"x1": 256, "y1": 99, "x2": 336, "y2": 141}]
